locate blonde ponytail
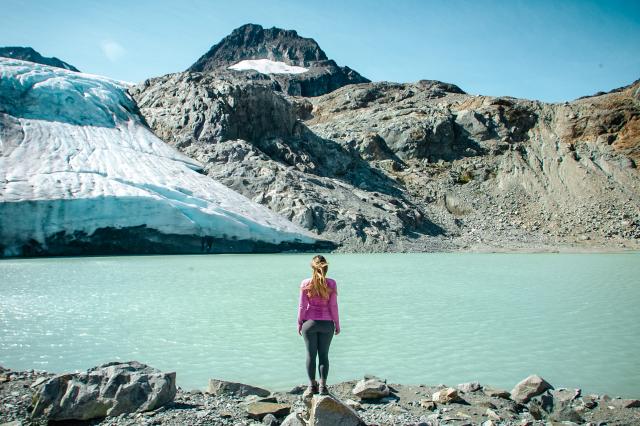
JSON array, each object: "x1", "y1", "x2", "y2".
[{"x1": 304, "y1": 255, "x2": 331, "y2": 299}]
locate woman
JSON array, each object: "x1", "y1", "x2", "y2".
[{"x1": 297, "y1": 255, "x2": 340, "y2": 396}]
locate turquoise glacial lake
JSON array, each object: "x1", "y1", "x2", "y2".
[{"x1": 1, "y1": 253, "x2": 639, "y2": 397}]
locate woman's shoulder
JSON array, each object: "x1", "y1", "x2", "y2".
[
  {"x1": 300, "y1": 278, "x2": 311, "y2": 288},
  {"x1": 327, "y1": 278, "x2": 337, "y2": 288}
]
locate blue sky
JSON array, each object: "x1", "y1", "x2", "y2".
[{"x1": 1, "y1": 0, "x2": 639, "y2": 102}]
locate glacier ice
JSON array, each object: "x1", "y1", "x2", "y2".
[{"x1": 0, "y1": 58, "x2": 317, "y2": 256}]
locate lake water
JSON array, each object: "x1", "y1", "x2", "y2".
[{"x1": 1, "y1": 253, "x2": 639, "y2": 397}]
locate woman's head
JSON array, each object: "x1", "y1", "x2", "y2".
[{"x1": 305, "y1": 255, "x2": 331, "y2": 299}]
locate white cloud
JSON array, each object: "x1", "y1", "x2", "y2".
[{"x1": 101, "y1": 40, "x2": 125, "y2": 62}]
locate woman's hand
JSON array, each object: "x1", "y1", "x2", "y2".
[
  {"x1": 335, "y1": 328, "x2": 340, "y2": 335},
  {"x1": 297, "y1": 324, "x2": 302, "y2": 335}
]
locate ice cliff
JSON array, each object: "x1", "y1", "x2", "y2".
[{"x1": 0, "y1": 58, "x2": 319, "y2": 256}]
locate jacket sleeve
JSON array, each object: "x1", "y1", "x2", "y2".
[
  {"x1": 297, "y1": 286, "x2": 307, "y2": 325},
  {"x1": 329, "y1": 282, "x2": 340, "y2": 331}
]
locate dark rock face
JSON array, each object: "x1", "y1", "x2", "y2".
[
  {"x1": 188, "y1": 24, "x2": 369, "y2": 97},
  {"x1": 190, "y1": 23, "x2": 328, "y2": 70},
  {"x1": 0, "y1": 46, "x2": 79, "y2": 71}
]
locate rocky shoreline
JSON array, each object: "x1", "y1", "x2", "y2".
[{"x1": 1, "y1": 363, "x2": 639, "y2": 426}]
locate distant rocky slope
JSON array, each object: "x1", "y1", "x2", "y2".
[
  {"x1": 189, "y1": 24, "x2": 369, "y2": 96},
  {"x1": 0, "y1": 58, "x2": 321, "y2": 257},
  {"x1": 0, "y1": 46, "x2": 79, "y2": 71},
  {"x1": 133, "y1": 23, "x2": 640, "y2": 252}
]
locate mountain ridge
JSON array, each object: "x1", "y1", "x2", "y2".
[{"x1": 0, "y1": 46, "x2": 79, "y2": 72}]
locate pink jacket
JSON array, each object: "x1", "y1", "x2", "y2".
[{"x1": 297, "y1": 278, "x2": 340, "y2": 331}]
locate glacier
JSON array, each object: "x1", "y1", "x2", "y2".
[
  {"x1": 228, "y1": 59, "x2": 309, "y2": 75},
  {"x1": 0, "y1": 58, "x2": 319, "y2": 256}
]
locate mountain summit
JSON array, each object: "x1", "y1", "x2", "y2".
[{"x1": 188, "y1": 23, "x2": 369, "y2": 96}]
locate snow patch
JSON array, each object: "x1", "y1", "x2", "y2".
[
  {"x1": 0, "y1": 58, "x2": 316, "y2": 253},
  {"x1": 228, "y1": 59, "x2": 308, "y2": 75}
]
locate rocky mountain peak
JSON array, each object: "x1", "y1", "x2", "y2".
[
  {"x1": 0, "y1": 46, "x2": 79, "y2": 72},
  {"x1": 190, "y1": 23, "x2": 329, "y2": 71},
  {"x1": 187, "y1": 24, "x2": 370, "y2": 97}
]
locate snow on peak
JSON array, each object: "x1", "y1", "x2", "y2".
[
  {"x1": 228, "y1": 59, "x2": 309, "y2": 75},
  {"x1": 0, "y1": 58, "x2": 316, "y2": 255}
]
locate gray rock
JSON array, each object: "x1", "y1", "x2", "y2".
[
  {"x1": 483, "y1": 387, "x2": 511, "y2": 399},
  {"x1": 308, "y1": 395, "x2": 366, "y2": 426},
  {"x1": 352, "y1": 378, "x2": 390, "y2": 400},
  {"x1": 262, "y1": 413, "x2": 278, "y2": 425},
  {"x1": 549, "y1": 402, "x2": 585, "y2": 423},
  {"x1": 551, "y1": 388, "x2": 580, "y2": 402},
  {"x1": 30, "y1": 361, "x2": 176, "y2": 421},
  {"x1": 288, "y1": 385, "x2": 305, "y2": 394},
  {"x1": 208, "y1": 379, "x2": 270, "y2": 397},
  {"x1": 419, "y1": 399, "x2": 437, "y2": 410},
  {"x1": 510, "y1": 375, "x2": 554, "y2": 403},
  {"x1": 280, "y1": 411, "x2": 305, "y2": 426},
  {"x1": 457, "y1": 381, "x2": 482, "y2": 393}
]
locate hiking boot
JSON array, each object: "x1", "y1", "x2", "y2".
[{"x1": 303, "y1": 382, "x2": 319, "y2": 398}]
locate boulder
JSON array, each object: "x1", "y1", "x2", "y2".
[
  {"x1": 351, "y1": 378, "x2": 390, "y2": 400},
  {"x1": 208, "y1": 379, "x2": 270, "y2": 397},
  {"x1": 262, "y1": 413, "x2": 278, "y2": 425},
  {"x1": 549, "y1": 403, "x2": 584, "y2": 423},
  {"x1": 457, "y1": 381, "x2": 482, "y2": 393},
  {"x1": 510, "y1": 375, "x2": 553, "y2": 403},
  {"x1": 246, "y1": 401, "x2": 291, "y2": 420},
  {"x1": 431, "y1": 387, "x2": 460, "y2": 404},
  {"x1": 30, "y1": 361, "x2": 176, "y2": 421},
  {"x1": 281, "y1": 411, "x2": 305, "y2": 426},
  {"x1": 419, "y1": 399, "x2": 437, "y2": 410},
  {"x1": 308, "y1": 395, "x2": 366, "y2": 426},
  {"x1": 551, "y1": 388, "x2": 580, "y2": 402}
]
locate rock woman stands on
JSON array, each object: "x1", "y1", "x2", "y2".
[{"x1": 297, "y1": 255, "x2": 340, "y2": 396}]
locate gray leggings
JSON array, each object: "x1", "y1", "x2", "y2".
[{"x1": 301, "y1": 319, "x2": 335, "y2": 382}]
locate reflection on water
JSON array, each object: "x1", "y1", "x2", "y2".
[{"x1": 1, "y1": 253, "x2": 639, "y2": 397}]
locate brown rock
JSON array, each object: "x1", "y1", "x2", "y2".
[
  {"x1": 352, "y1": 378, "x2": 390, "y2": 400},
  {"x1": 419, "y1": 399, "x2": 437, "y2": 410},
  {"x1": 510, "y1": 375, "x2": 553, "y2": 403},
  {"x1": 308, "y1": 395, "x2": 366, "y2": 426},
  {"x1": 432, "y1": 387, "x2": 460, "y2": 404},
  {"x1": 483, "y1": 387, "x2": 511, "y2": 399},
  {"x1": 246, "y1": 402, "x2": 291, "y2": 420}
]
